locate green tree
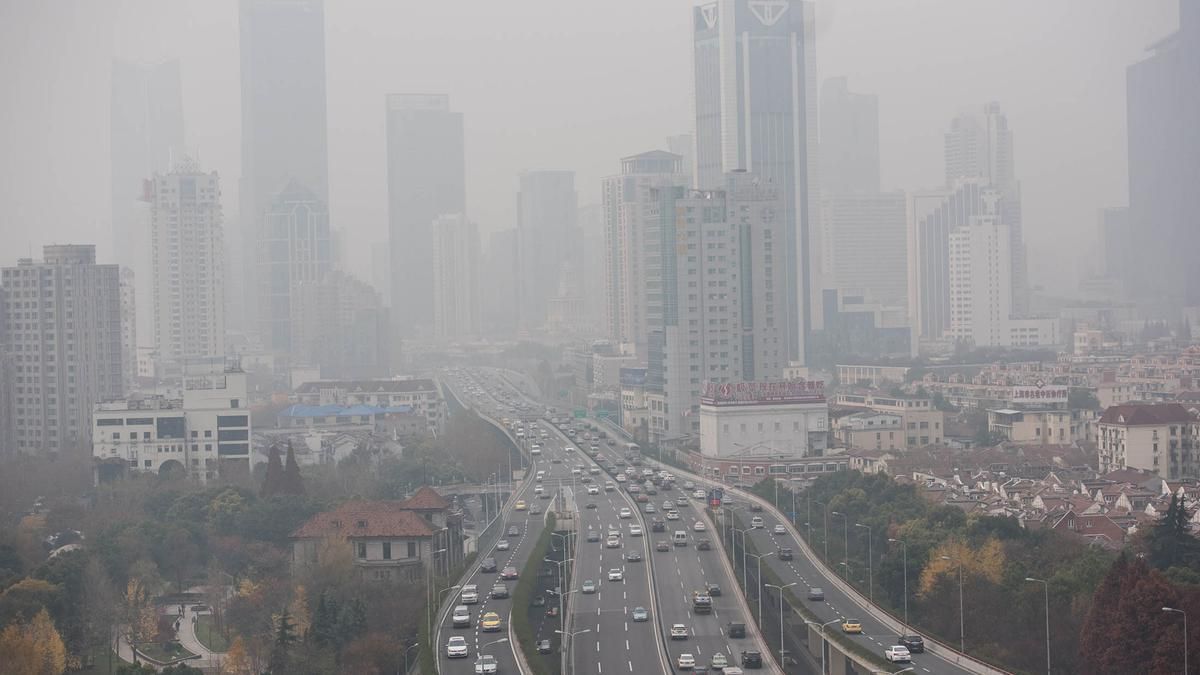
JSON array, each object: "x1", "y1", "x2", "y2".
[
  {"x1": 260, "y1": 445, "x2": 285, "y2": 498},
  {"x1": 1146, "y1": 494, "x2": 1200, "y2": 570},
  {"x1": 282, "y1": 443, "x2": 305, "y2": 496},
  {"x1": 1068, "y1": 387, "x2": 1102, "y2": 411},
  {"x1": 336, "y1": 597, "x2": 367, "y2": 649},
  {"x1": 309, "y1": 591, "x2": 339, "y2": 648},
  {"x1": 268, "y1": 607, "x2": 298, "y2": 674}
]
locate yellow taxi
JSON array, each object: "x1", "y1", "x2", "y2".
[
  {"x1": 841, "y1": 619, "x2": 862, "y2": 634},
  {"x1": 480, "y1": 611, "x2": 503, "y2": 632},
  {"x1": 514, "y1": 500, "x2": 527, "y2": 511}
]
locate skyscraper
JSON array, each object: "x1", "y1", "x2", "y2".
[
  {"x1": 819, "y1": 192, "x2": 907, "y2": 308},
  {"x1": 239, "y1": 0, "x2": 329, "y2": 333},
  {"x1": 385, "y1": 94, "x2": 466, "y2": 335},
  {"x1": 259, "y1": 180, "x2": 332, "y2": 355},
  {"x1": 602, "y1": 151, "x2": 688, "y2": 354},
  {"x1": 692, "y1": 0, "x2": 819, "y2": 363},
  {"x1": 432, "y1": 214, "x2": 481, "y2": 340},
  {"x1": 1, "y1": 245, "x2": 124, "y2": 454},
  {"x1": 820, "y1": 76, "x2": 880, "y2": 194},
  {"x1": 1126, "y1": 0, "x2": 1200, "y2": 308},
  {"x1": 517, "y1": 170, "x2": 577, "y2": 330},
  {"x1": 151, "y1": 161, "x2": 225, "y2": 364},
  {"x1": 110, "y1": 59, "x2": 185, "y2": 346}
]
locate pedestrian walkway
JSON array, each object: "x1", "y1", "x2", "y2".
[{"x1": 176, "y1": 604, "x2": 225, "y2": 670}]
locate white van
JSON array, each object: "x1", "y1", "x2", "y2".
[
  {"x1": 536, "y1": 470, "x2": 546, "y2": 482},
  {"x1": 673, "y1": 530, "x2": 689, "y2": 547}
]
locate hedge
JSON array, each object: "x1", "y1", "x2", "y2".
[{"x1": 512, "y1": 512, "x2": 557, "y2": 675}]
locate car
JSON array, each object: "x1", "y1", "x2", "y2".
[
  {"x1": 697, "y1": 538, "x2": 712, "y2": 551},
  {"x1": 629, "y1": 525, "x2": 643, "y2": 537},
  {"x1": 446, "y1": 636, "x2": 469, "y2": 658},
  {"x1": 581, "y1": 580, "x2": 596, "y2": 594},
  {"x1": 897, "y1": 635, "x2": 925, "y2": 653},
  {"x1": 474, "y1": 654, "x2": 498, "y2": 674},
  {"x1": 514, "y1": 500, "x2": 527, "y2": 511},
  {"x1": 461, "y1": 585, "x2": 479, "y2": 604},
  {"x1": 608, "y1": 568, "x2": 624, "y2": 581},
  {"x1": 663, "y1": 500, "x2": 674, "y2": 510},
  {"x1": 678, "y1": 653, "x2": 696, "y2": 670},
  {"x1": 643, "y1": 504, "x2": 657, "y2": 513},
  {"x1": 619, "y1": 507, "x2": 632, "y2": 519},
  {"x1": 586, "y1": 502, "x2": 597, "y2": 509},
  {"x1": 670, "y1": 624, "x2": 689, "y2": 640},
  {"x1": 497, "y1": 539, "x2": 510, "y2": 551},
  {"x1": 651, "y1": 518, "x2": 666, "y2": 532},
  {"x1": 536, "y1": 639, "x2": 553, "y2": 654},
  {"x1": 841, "y1": 619, "x2": 862, "y2": 634},
  {"x1": 884, "y1": 645, "x2": 912, "y2": 663},
  {"x1": 480, "y1": 611, "x2": 503, "y2": 632},
  {"x1": 452, "y1": 605, "x2": 471, "y2": 628},
  {"x1": 491, "y1": 583, "x2": 509, "y2": 599},
  {"x1": 706, "y1": 583, "x2": 722, "y2": 597},
  {"x1": 530, "y1": 504, "x2": 543, "y2": 514},
  {"x1": 692, "y1": 521, "x2": 707, "y2": 532},
  {"x1": 676, "y1": 498, "x2": 689, "y2": 507},
  {"x1": 500, "y1": 566, "x2": 519, "y2": 580},
  {"x1": 551, "y1": 458, "x2": 563, "y2": 464},
  {"x1": 589, "y1": 467, "x2": 601, "y2": 475},
  {"x1": 635, "y1": 494, "x2": 649, "y2": 503},
  {"x1": 666, "y1": 510, "x2": 680, "y2": 521},
  {"x1": 710, "y1": 652, "x2": 728, "y2": 669},
  {"x1": 750, "y1": 517, "x2": 764, "y2": 528},
  {"x1": 480, "y1": 558, "x2": 498, "y2": 573},
  {"x1": 684, "y1": 481, "x2": 695, "y2": 490},
  {"x1": 740, "y1": 650, "x2": 763, "y2": 668},
  {"x1": 779, "y1": 547, "x2": 793, "y2": 561},
  {"x1": 587, "y1": 529, "x2": 601, "y2": 542},
  {"x1": 749, "y1": 502, "x2": 763, "y2": 512},
  {"x1": 632, "y1": 606, "x2": 649, "y2": 622},
  {"x1": 693, "y1": 489, "x2": 707, "y2": 499},
  {"x1": 608, "y1": 530, "x2": 622, "y2": 539},
  {"x1": 806, "y1": 587, "x2": 824, "y2": 601},
  {"x1": 773, "y1": 524, "x2": 786, "y2": 535},
  {"x1": 625, "y1": 550, "x2": 642, "y2": 562},
  {"x1": 588, "y1": 486, "x2": 599, "y2": 495},
  {"x1": 606, "y1": 537, "x2": 621, "y2": 548},
  {"x1": 656, "y1": 541, "x2": 671, "y2": 552},
  {"x1": 726, "y1": 621, "x2": 746, "y2": 638},
  {"x1": 508, "y1": 525, "x2": 521, "y2": 537},
  {"x1": 605, "y1": 482, "x2": 616, "y2": 492}
]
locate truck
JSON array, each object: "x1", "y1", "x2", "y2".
[{"x1": 691, "y1": 591, "x2": 713, "y2": 614}]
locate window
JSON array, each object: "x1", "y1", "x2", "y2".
[
  {"x1": 382, "y1": 542, "x2": 392, "y2": 560},
  {"x1": 357, "y1": 543, "x2": 367, "y2": 559},
  {"x1": 408, "y1": 541, "x2": 417, "y2": 558}
]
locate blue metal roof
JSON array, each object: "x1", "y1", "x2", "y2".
[{"x1": 278, "y1": 404, "x2": 414, "y2": 418}]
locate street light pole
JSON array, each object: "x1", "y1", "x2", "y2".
[
  {"x1": 1025, "y1": 577, "x2": 1050, "y2": 675},
  {"x1": 804, "y1": 618, "x2": 841, "y2": 675},
  {"x1": 401, "y1": 641, "x2": 419, "y2": 675},
  {"x1": 732, "y1": 527, "x2": 750, "y2": 589},
  {"x1": 855, "y1": 523, "x2": 873, "y2": 600},
  {"x1": 747, "y1": 551, "x2": 776, "y2": 626},
  {"x1": 831, "y1": 511, "x2": 849, "y2": 578},
  {"x1": 1164, "y1": 606, "x2": 1188, "y2": 675},
  {"x1": 765, "y1": 582, "x2": 797, "y2": 668},
  {"x1": 941, "y1": 555, "x2": 965, "y2": 653},
  {"x1": 476, "y1": 637, "x2": 510, "y2": 674},
  {"x1": 889, "y1": 538, "x2": 909, "y2": 631},
  {"x1": 556, "y1": 628, "x2": 592, "y2": 675}
]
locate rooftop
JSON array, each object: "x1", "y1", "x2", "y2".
[
  {"x1": 1099, "y1": 403, "x2": 1196, "y2": 425},
  {"x1": 295, "y1": 378, "x2": 439, "y2": 395}
]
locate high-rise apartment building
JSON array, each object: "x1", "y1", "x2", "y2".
[
  {"x1": 119, "y1": 268, "x2": 137, "y2": 391},
  {"x1": 517, "y1": 170, "x2": 577, "y2": 330},
  {"x1": 820, "y1": 76, "x2": 880, "y2": 195},
  {"x1": 239, "y1": 0, "x2": 329, "y2": 333},
  {"x1": 150, "y1": 161, "x2": 225, "y2": 365},
  {"x1": 602, "y1": 151, "x2": 688, "y2": 355},
  {"x1": 1126, "y1": 1, "x2": 1200, "y2": 308},
  {"x1": 110, "y1": 59, "x2": 185, "y2": 347},
  {"x1": 259, "y1": 180, "x2": 332, "y2": 354},
  {"x1": 385, "y1": 94, "x2": 466, "y2": 334},
  {"x1": 820, "y1": 192, "x2": 907, "y2": 310},
  {"x1": 948, "y1": 214, "x2": 1012, "y2": 346},
  {"x1": 648, "y1": 172, "x2": 788, "y2": 440},
  {"x1": 432, "y1": 214, "x2": 480, "y2": 340},
  {"x1": 693, "y1": 0, "x2": 819, "y2": 362},
  {"x1": 1, "y1": 245, "x2": 124, "y2": 454}
]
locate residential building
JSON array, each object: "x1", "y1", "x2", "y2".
[
  {"x1": 119, "y1": 268, "x2": 137, "y2": 392},
  {"x1": 239, "y1": 0, "x2": 329, "y2": 334},
  {"x1": 693, "y1": 0, "x2": 820, "y2": 363},
  {"x1": 290, "y1": 487, "x2": 463, "y2": 583},
  {"x1": 150, "y1": 161, "x2": 225, "y2": 365},
  {"x1": 833, "y1": 411, "x2": 903, "y2": 451},
  {"x1": 258, "y1": 180, "x2": 332, "y2": 355},
  {"x1": 1, "y1": 246, "x2": 125, "y2": 454},
  {"x1": 1098, "y1": 403, "x2": 1198, "y2": 479},
  {"x1": 110, "y1": 59, "x2": 184, "y2": 345},
  {"x1": 819, "y1": 76, "x2": 880, "y2": 194},
  {"x1": 948, "y1": 213, "x2": 1012, "y2": 347},
  {"x1": 293, "y1": 378, "x2": 445, "y2": 436},
  {"x1": 819, "y1": 192, "x2": 907, "y2": 309},
  {"x1": 92, "y1": 361, "x2": 250, "y2": 482},
  {"x1": 385, "y1": 94, "x2": 465, "y2": 334},
  {"x1": 835, "y1": 364, "x2": 912, "y2": 388},
  {"x1": 987, "y1": 409, "x2": 1076, "y2": 445},
  {"x1": 819, "y1": 289, "x2": 913, "y2": 359},
  {"x1": 602, "y1": 151, "x2": 688, "y2": 355},
  {"x1": 1126, "y1": 1, "x2": 1200, "y2": 308},
  {"x1": 695, "y1": 379, "x2": 830, "y2": 481},
  {"x1": 0, "y1": 349, "x2": 14, "y2": 456},
  {"x1": 592, "y1": 351, "x2": 638, "y2": 393},
  {"x1": 833, "y1": 391, "x2": 944, "y2": 446},
  {"x1": 517, "y1": 170, "x2": 577, "y2": 330},
  {"x1": 431, "y1": 214, "x2": 480, "y2": 340}
]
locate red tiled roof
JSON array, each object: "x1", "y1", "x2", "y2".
[
  {"x1": 1099, "y1": 403, "x2": 1195, "y2": 425},
  {"x1": 402, "y1": 486, "x2": 450, "y2": 510},
  {"x1": 292, "y1": 501, "x2": 435, "y2": 539}
]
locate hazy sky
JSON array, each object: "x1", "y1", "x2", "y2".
[{"x1": 0, "y1": 0, "x2": 1178, "y2": 295}]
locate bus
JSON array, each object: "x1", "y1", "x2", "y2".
[{"x1": 622, "y1": 442, "x2": 640, "y2": 459}]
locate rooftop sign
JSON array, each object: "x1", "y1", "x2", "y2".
[{"x1": 701, "y1": 379, "x2": 825, "y2": 406}]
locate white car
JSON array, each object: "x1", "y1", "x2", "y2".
[
  {"x1": 475, "y1": 654, "x2": 498, "y2": 674},
  {"x1": 692, "y1": 521, "x2": 706, "y2": 532},
  {"x1": 461, "y1": 585, "x2": 479, "y2": 604},
  {"x1": 678, "y1": 653, "x2": 696, "y2": 670},
  {"x1": 605, "y1": 482, "x2": 616, "y2": 492},
  {"x1": 588, "y1": 485, "x2": 599, "y2": 495},
  {"x1": 446, "y1": 636, "x2": 469, "y2": 658},
  {"x1": 666, "y1": 510, "x2": 680, "y2": 521},
  {"x1": 885, "y1": 645, "x2": 912, "y2": 663},
  {"x1": 606, "y1": 537, "x2": 621, "y2": 549},
  {"x1": 496, "y1": 540, "x2": 510, "y2": 551},
  {"x1": 452, "y1": 605, "x2": 471, "y2": 628},
  {"x1": 619, "y1": 508, "x2": 632, "y2": 519},
  {"x1": 773, "y1": 524, "x2": 786, "y2": 535},
  {"x1": 693, "y1": 489, "x2": 707, "y2": 499},
  {"x1": 750, "y1": 516, "x2": 764, "y2": 528},
  {"x1": 629, "y1": 525, "x2": 643, "y2": 537},
  {"x1": 608, "y1": 568, "x2": 624, "y2": 581},
  {"x1": 670, "y1": 624, "x2": 689, "y2": 640},
  {"x1": 683, "y1": 481, "x2": 695, "y2": 490}
]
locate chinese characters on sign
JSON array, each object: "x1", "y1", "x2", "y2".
[
  {"x1": 1010, "y1": 385, "x2": 1068, "y2": 405},
  {"x1": 701, "y1": 379, "x2": 826, "y2": 405}
]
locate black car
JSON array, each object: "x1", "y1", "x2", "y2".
[
  {"x1": 536, "y1": 639, "x2": 553, "y2": 654},
  {"x1": 651, "y1": 518, "x2": 666, "y2": 532},
  {"x1": 898, "y1": 635, "x2": 925, "y2": 653},
  {"x1": 706, "y1": 583, "x2": 722, "y2": 596},
  {"x1": 779, "y1": 547, "x2": 794, "y2": 561},
  {"x1": 727, "y1": 621, "x2": 746, "y2": 639},
  {"x1": 587, "y1": 530, "x2": 601, "y2": 542},
  {"x1": 480, "y1": 558, "x2": 498, "y2": 573},
  {"x1": 749, "y1": 503, "x2": 763, "y2": 512},
  {"x1": 586, "y1": 502, "x2": 597, "y2": 509},
  {"x1": 696, "y1": 538, "x2": 712, "y2": 551},
  {"x1": 741, "y1": 650, "x2": 763, "y2": 668}
]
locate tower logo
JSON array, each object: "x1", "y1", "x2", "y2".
[
  {"x1": 701, "y1": 3, "x2": 718, "y2": 29},
  {"x1": 747, "y1": 0, "x2": 789, "y2": 27}
]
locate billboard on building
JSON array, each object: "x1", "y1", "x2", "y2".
[
  {"x1": 1011, "y1": 381, "x2": 1068, "y2": 405},
  {"x1": 620, "y1": 367, "x2": 647, "y2": 388},
  {"x1": 700, "y1": 379, "x2": 825, "y2": 406}
]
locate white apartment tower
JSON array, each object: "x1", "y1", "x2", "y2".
[
  {"x1": 948, "y1": 215, "x2": 1012, "y2": 346},
  {"x1": 1, "y1": 245, "x2": 125, "y2": 454},
  {"x1": 432, "y1": 214, "x2": 481, "y2": 340},
  {"x1": 151, "y1": 160, "x2": 225, "y2": 365}
]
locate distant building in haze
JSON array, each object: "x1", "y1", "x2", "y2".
[
  {"x1": 820, "y1": 192, "x2": 907, "y2": 310},
  {"x1": 2, "y1": 245, "x2": 125, "y2": 455},
  {"x1": 820, "y1": 76, "x2": 880, "y2": 195},
  {"x1": 385, "y1": 94, "x2": 466, "y2": 336},
  {"x1": 517, "y1": 170, "x2": 577, "y2": 330},
  {"x1": 482, "y1": 229, "x2": 519, "y2": 336},
  {"x1": 432, "y1": 214, "x2": 480, "y2": 340},
  {"x1": 258, "y1": 180, "x2": 332, "y2": 356}
]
